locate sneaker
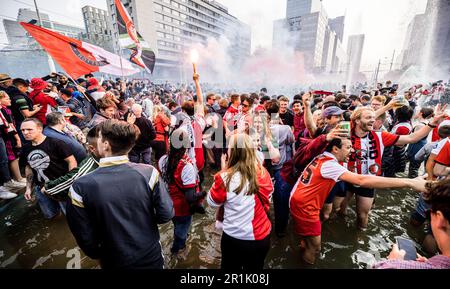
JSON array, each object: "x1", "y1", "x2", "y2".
[
  {"x1": 17, "y1": 178, "x2": 27, "y2": 184},
  {"x1": 0, "y1": 187, "x2": 18, "y2": 200},
  {"x1": 3, "y1": 180, "x2": 26, "y2": 190}
]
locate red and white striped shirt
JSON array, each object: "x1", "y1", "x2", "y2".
[
  {"x1": 207, "y1": 167, "x2": 274, "y2": 241},
  {"x1": 348, "y1": 131, "x2": 399, "y2": 176}
]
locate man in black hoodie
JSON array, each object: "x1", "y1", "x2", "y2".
[
  {"x1": 127, "y1": 104, "x2": 156, "y2": 165},
  {"x1": 9, "y1": 78, "x2": 41, "y2": 142}
]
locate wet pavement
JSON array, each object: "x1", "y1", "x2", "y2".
[{"x1": 0, "y1": 170, "x2": 429, "y2": 269}]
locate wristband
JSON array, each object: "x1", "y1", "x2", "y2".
[{"x1": 428, "y1": 123, "x2": 437, "y2": 129}]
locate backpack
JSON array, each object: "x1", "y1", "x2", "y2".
[
  {"x1": 280, "y1": 148, "x2": 305, "y2": 187},
  {"x1": 169, "y1": 114, "x2": 204, "y2": 171},
  {"x1": 280, "y1": 137, "x2": 326, "y2": 186}
]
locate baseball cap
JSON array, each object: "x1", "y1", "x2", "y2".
[
  {"x1": 322, "y1": 106, "x2": 345, "y2": 118},
  {"x1": 0, "y1": 73, "x2": 12, "y2": 83}
]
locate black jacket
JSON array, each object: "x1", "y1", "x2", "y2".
[
  {"x1": 132, "y1": 117, "x2": 157, "y2": 151},
  {"x1": 66, "y1": 161, "x2": 174, "y2": 269},
  {"x1": 8, "y1": 86, "x2": 34, "y2": 124}
]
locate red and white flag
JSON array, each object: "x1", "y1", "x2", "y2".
[
  {"x1": 115, "y1": 0, "x2": 155, "y2": 73},
  {"x1": 20, "y1": 22, "x2": 140, "y2": 79}
]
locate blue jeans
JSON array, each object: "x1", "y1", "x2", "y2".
[
  {"x1": 171, "y1": 215, "x2": 192, "y2": 253},
  {"x1": 129, "y1": 147, "x2": 152, "y2": 164},
  {"x1": 411, "y1": 193, "x2": 431, "y2": 224},
  {"x1": 272, "y1": 169, "x2": 293, "y2": 235},
  {"x1": 35, "y1": 186, "x2": 66, "y2": 219},
  {"x1": 0, "y1": 137, "x2": 12, "y2": 185}
]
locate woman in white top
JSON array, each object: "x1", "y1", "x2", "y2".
[{"x1": 207, "y1": 134, "x2": 274, "y2": 270}]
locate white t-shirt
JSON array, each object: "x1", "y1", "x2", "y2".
[
  {"x1": 320, "y1": 152, "x2": 348, "y2": 182},
  {"x1": 432, "y1": 137, "x2": 450, "y2": 155}
]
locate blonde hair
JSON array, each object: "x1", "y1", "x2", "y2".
[
  {"x1": 351, "y1": 107, "x2": 374, "y2": 124},
  {"x1": 0, "y1": 91, "x2": 9, "y2": 99},
  {"x1": 152, "y1": 105, "x2": 163, "y2": 121},
  {"x1": 225, "y1": 134, "x2": 262, "y2": 196},
  {"x1": 371, "y1": 95, "x2": 386, "y2": 105}
]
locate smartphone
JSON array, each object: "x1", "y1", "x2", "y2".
[{"x1": 396, "y1": 237, "x2": 417, "y2": 261}]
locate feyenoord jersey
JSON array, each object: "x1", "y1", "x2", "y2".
[
  {"x1": 348, "y1": 131, "x2": 399, "y2": 176},
  {"x1": 289, "y1": 152, "x2": 348, "y2": 221},
  {"x1": 435, "y1": 139, "x2": 450, "y2": 167}
]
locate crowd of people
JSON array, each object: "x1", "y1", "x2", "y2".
[{"x1": 0, "y1": 70, "x2": 449, "y2": 269}]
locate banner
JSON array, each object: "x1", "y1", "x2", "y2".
[{"x1": 20, "y1": 22, "x2": 140, "y2": 79}]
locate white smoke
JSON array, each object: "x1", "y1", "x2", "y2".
[{"x1": 187, "y1": 20, "x2": 309, "y2": 94}]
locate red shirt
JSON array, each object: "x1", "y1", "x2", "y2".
[
  {"x1": 29, "y1": 90, "x2": 57, "y2": 125},
  {"x1": 435, "y1": 140, "x2": 450, "y2": 166},
  {"x1": 159, "y1": 154, "x2": 198, "y2": 217},
  {"x1": 293, "y1": 111, "x2": 306, "y2": 140},
  {"x1": 223, "y1": 105, "x2": 239, "y2": 131},
  {"x1": 290, "y1": 152, "x2": 348, "y2": 222},
  {"x1": 153, "y1": 113, "x2": 171, "y2": 142},
  {"x1": 255, "y1": 104, "x2": 265, "y2": 113}
]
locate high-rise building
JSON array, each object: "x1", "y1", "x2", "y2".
[
  {"x1": 273, "y1": 11, "x2": 328, "y2": 71},
  {"x1": 346, "y1": 34, "x2": 365, "y2": 80},
  {"x1": 273, "y1": 0, "x2": 346, "y2": 73},
  {"x1": 107, "y1": 0, "x2": 251, "y2": 79},
  {"x1": 401, "y1": 13, "x2": 426, "y2": 68},
  {"x1": 401, "y1": 0, "x2": 450, "y2": 75},
  {"x1": 329, "y1": 16, "x2": 346, "y2": 73},
  {"x1": 286, "y1": 0, "x2": 324, "y2": 19},
  {"x1": 425, "y1": 0, "x2": 450, "y2": 73},
  {"x1": 321, "y1": 27, "x2": 336, "y2": 72},
  {"x1": 82, "y1": 6, "x2": 114, "y2": 52},
  {"x1": 329, "y1": 16, "x2": 344, "y2": 42}
]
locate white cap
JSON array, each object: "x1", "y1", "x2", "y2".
[{"x1": 439, "y1": 120, "x2": 450, "y2": 129}]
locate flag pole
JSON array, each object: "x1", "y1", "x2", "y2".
[
  {"x1": 61, "y1": 72, "x2": 95, "y2": 106},
  {"x1": 113, "y1": 1, "x2": 125, "y2": 82},
  {"x1": 33, "y1": 0, "x2": 56, "y2": 73}
]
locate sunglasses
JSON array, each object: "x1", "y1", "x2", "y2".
[{"x1": 241, "y1": 103, "x2": 249, "y2": 108}]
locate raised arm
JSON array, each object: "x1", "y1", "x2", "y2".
[
  {"x1": 374, "y1": 100, "x2": 397, "y2": 119},
  {"x1": 193, "y1": 73, "x2": 204, "y2": 118},
  {"x1": 302, "y1": 92, "x2": 317, "y2": 137}
]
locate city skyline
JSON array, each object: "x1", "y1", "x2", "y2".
[{"x1": 0, "y1": 0, "x2": 428, "y2": 69}]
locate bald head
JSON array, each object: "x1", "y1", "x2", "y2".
[{"x1": 131, "y1": 104, "x2": 143, "y2": 117}]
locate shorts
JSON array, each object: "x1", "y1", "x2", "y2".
[
  {"x1": 292, "y1": 217, "x2": 321, "y2": 237},
  {"x1": 325, "y1": 182, "x2": 347, "y2": 204},
  {"x1": 5, "y1": 139, "x2": 19, "y2": 161},
  {"x1": 348, "y1": 184, "x2": 375, "y2": 198}
]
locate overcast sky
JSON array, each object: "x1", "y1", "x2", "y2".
[{"x1": 0, "y1": 0, "x2": 428, "y2": 69}]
